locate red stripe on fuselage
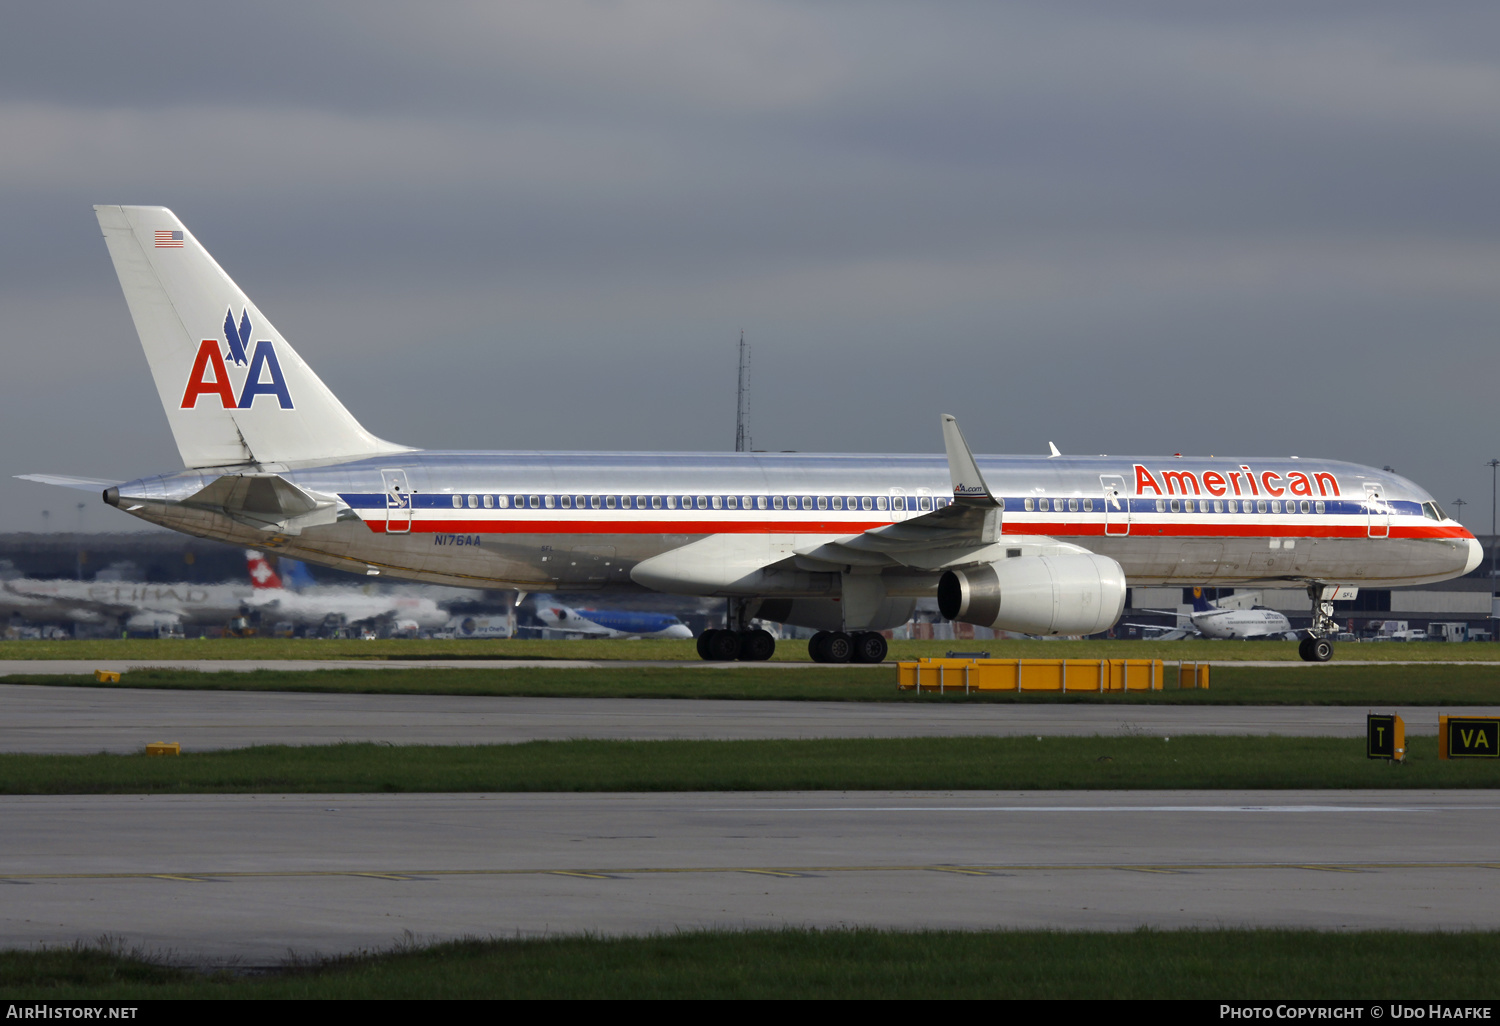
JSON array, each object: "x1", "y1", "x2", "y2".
[{"x1": 363, "y1": 517, "x2": 1471, "y2": 541}]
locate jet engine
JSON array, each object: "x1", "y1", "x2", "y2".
[{"x1": 937, "y1": 553, "x2": 1127, "y2": 636}]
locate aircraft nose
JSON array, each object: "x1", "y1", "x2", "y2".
[{"x1": 1464, "y1": 535, "x2": 1484, "y2": 575}]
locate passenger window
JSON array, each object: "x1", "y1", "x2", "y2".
[
  {"x1": 817, "y1": 495, "x2": 829, "y2": 510},
  {"x1": 1300, "y1": 500, "x2": 1310, "y2": 514},
  {"x1": 1169, "y1": 499, "x2": 1180, "y2": 513},
  {"x1": 757, "y1": 496, "x2": 768, "y2": 510},
  {"x1": 1068, "y1": 498, "x2": 1079, "y2": 512},
  {"x1": 832, "y1": 496, "x2": 843, "y2": 510},
  {"x1": 605, "y1": 495, "x2": 617, "y2": 509},
  {"x1": 800, "y1": 496, "x2": 812, "y2": 510},
  {"x1": 544, "y1": 495, "x2": 556, "y2": 509},
  {"x1": 920, "y1": 497, "x2": 932, "y2": 511},
  {"x1": 1257, "y1": 500, "x2": 1268, "y2": 513},
  {"x1": 682, "y1": 496, "x2": 693, "y2": 509},
  {"x1": 483, "y1": 494, "x2": 494, "y2": 509},
  {"x1": 696, "y1": 496, "x2": 708, "y2": 510},
  {"x1": 590, "y1": 495, "x2": 602, "y2": 509},
  {"x1": 634, "y1": 495, "x2": 646, "y2": 509},
  {"x1": 1270, "y1": 500, "x2": 1281, "y2": 513},
  {"x1": 498, "y1": 495, "x2": 510, "y2": 509},
  {"x1": 877, "y1": 496, "x2": 889, "y2": 510},
  {"x1": 773, "y1": 496, "x2": 784, "y2": 510},
  {"x1": 451, "y1": 495, "x2": 462, "y2": 508},
  {"x1": 1083, "y1": 498, "x2": 1093, "y2": 512},
  {"x1": 622, "y1": 496, "x2": 635, "y2": 509},
  {"x1": 652, "y1": 495, "x2": 663, "y2": 509},
  {"x1": 1316, "y1": 501, "x2": 1326, "y2": 514},
  {"x1": 1226, "y1": 500, "x2": 1236, "y2": 512},
  {"x1": 467, "y1": 494, "x2": 477, "y2": 508},
  {"x1": 1183, "y1": 500, "x2": 1193, "y2": 513},
  {"x1": 712, "y1": 495, "x2": 723, "y2": 509},
  {"x1": 1154, "y1": 499, "x2": 1165, "y2": 513},
  {"x1": 1213, "y1": 500, "x2": 1223, "y2": 513},
  {"x1": 560, "y1": 495, "x2": 572, "y2": 509},
  {"x1": 861, "y1": 496, "x2": 873, "y2": 511},
  {"x1": 891, "y1": 496, "x2": 905, "y2": 511},
  {"x1": 514, "y1": 495, "x2": 525, "y2": 508}
]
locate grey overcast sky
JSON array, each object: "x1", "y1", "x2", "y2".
[{"x1": 4, "y1": 1, "x2": 1499, "y2": 532}]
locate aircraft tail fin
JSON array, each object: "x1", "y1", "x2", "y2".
[
  {"x1": 246, "y1": 550, "x2": 284, "y2": 591},
  {"x1": 93, "y1": 205, "x2": 412, "y2": 469},
  {"x1": 278, "y1": 558, "x2": 317, "y2": 592},
  {"x1": 1190, "y1": 587, "x2": 1215, "y2": 613}
]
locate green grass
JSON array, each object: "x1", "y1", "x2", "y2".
[
  {"x1": 6, "y1": 928, "x2": 1498, "y2": 999},
  {"x1": 5, "y1": 636, "x2": 1500, "y2": 662},
  {"x1": 10, "y1": 661, "x2": 1500, "y2": 704},
  {"x1": 1, "y1": 735, "x2": 1494, "y2": 794}
]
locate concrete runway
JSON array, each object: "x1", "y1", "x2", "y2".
[
  {"x1": 3, "y1": 790, "x2": 1496, "y2": 962},
  {"x1": 4, "y1": 683, "x2": 1495, "y2": 753}
]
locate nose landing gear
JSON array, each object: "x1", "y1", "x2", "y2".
[{"x1": 1298, "y1": 584, "x2": 1340, "y2": 662}]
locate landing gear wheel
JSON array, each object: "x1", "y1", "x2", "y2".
[
  {"x1": 696, "y1": 630, "x2": 716, "y2": 660},
  {"x1": 738, "y1": 629, "x2": 776, "y2": 662},
  {"x1": 851, "y1": 631, "x2": 888, "y2": 664},
  {"x1": 705, "y1": 629, "x2": 742, "y2": 661},
  {"x1": 1297, "y1": 637, "x2": 1312, "y2": 661},
  {"x1": 1306, "y1": 637, "x2": 1334, "y2": 663},
  {"x1": 823, "y1": 631, "x2": 852, "y2": 663}
]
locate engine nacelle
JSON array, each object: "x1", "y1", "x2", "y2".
[{"x1": 937, "y1": 554, "x2": 1127, "y2": 636}]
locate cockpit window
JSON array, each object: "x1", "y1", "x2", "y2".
[{"x1": 1423, "y1": 501, "x2": 1445, "y2": 521}]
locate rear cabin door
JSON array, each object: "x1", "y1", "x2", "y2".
[
  {"x1": 382, "y1": 469, "x2": 412, "y2": 534},
  {"x1": 1100, "y1": 475, "x2": 1130, "y2": 536},
  {"x1": 1365, "y1": 483, "x2": 1389, "y2": 539}
]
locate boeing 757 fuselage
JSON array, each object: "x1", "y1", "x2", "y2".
[{"x1": 21, "y1": 207, "x2": 1480, "y2": 664}]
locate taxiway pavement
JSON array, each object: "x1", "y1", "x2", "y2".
[
  {"x1": 2, "y1": 683, "x2": 1494, "y2": 753},
  {"x1": 3, "y1": 790, "x2": 1495, "y2": 962}
]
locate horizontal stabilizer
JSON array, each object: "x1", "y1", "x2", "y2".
[
  {"x1": 180, "y1": 473, "x2": 343, "y2": 535},
  {"x1": 15, "y1": 473, "x2": 120, "y2": 492}
]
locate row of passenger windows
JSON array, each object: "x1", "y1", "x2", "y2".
[
  {"x1": 1152, "y1": 498, "x2": 1327, "y2": 514},
  {"x1": 448, "y1": 493, "x2": 949, "y2": 512},
  {"x1": 1023, "y1": 497, "x2": 1331, "y2": 514}
]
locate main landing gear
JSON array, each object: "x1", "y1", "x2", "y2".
[
  {"x1": 695, "y1": 598, "x2": 776, "y2": 661},
  {"x1": 696, "y1": 627, "x2": 776, "y2": 662},
  {"x1": 808, "y1": 630, "x2": 888, "y2": 664},
  {"x1": 1298, "y1": 583, "x2": 1339, "y2": 663}
]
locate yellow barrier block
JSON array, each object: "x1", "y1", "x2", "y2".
[
  {"x1": 94, "y1": 670, "x2": 122, "y2": 683},
  {"x1": 145, "y1": 742, "x2": 180, "y2": 757},
  {"x1": 897, "y1": 657, "x2": 1208, "y2": 693}
]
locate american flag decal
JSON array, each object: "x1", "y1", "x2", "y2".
[{"x1": 154, "y1": 230, "x2": 184, "y2": 248}]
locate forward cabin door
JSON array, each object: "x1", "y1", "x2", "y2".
[
  {"x1": 382, "y1": 469, "x2": 412, "y2": 534},
  {"x1": 1365, "y1": 483, "x2": 1389, "y2": 539},
  {"x1": 1101, "y1": 475, "x2": 1130, "y2": 536}
]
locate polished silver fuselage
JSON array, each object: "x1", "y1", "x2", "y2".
[{"x1": 108, "y1": 451, "x2": 1481, "y2": 596}]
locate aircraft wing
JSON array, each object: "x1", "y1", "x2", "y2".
[
  {"x1": 791, "y1": 415, "x2": 1087, "y2": 572},
  {"x1": 631, "y1": 415, "x2": 1096, "y2": 593},
  {"x1": 1121, "y1": 621, "x2": 1201, "y2": 637}
]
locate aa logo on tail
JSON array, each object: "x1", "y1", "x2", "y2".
[{"x1": 180, "y1": 309, "x2": 294, "y2": 409}]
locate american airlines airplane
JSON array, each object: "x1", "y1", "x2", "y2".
[
  {"x1": 20, "y1": 207, "x2": 1482, "y2": 664},
  {"x1": 532, "y1": 596, "x2": 694, "y2": 640}
]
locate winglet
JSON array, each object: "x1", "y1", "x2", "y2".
[
  {"x1": 941, "y1": 414, "x2": 999, "y2": 506},
  {"x1": 1048, "y1": 441, "x2": 1061, "y2": 458}
]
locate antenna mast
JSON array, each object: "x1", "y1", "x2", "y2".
[{"x1": 734, "y1": 331, "x2": 751, "y2": 452}]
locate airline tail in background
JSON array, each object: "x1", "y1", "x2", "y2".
[
  {"x1": 93, "y1": 205, "x2": 411, "y2": 470},
  {"x1": 246, "y1": 550, "x2": 284, "y2": 591},
  {"x1": 1190, "y1": 587, "x2": 1215, "y2": 613}
]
